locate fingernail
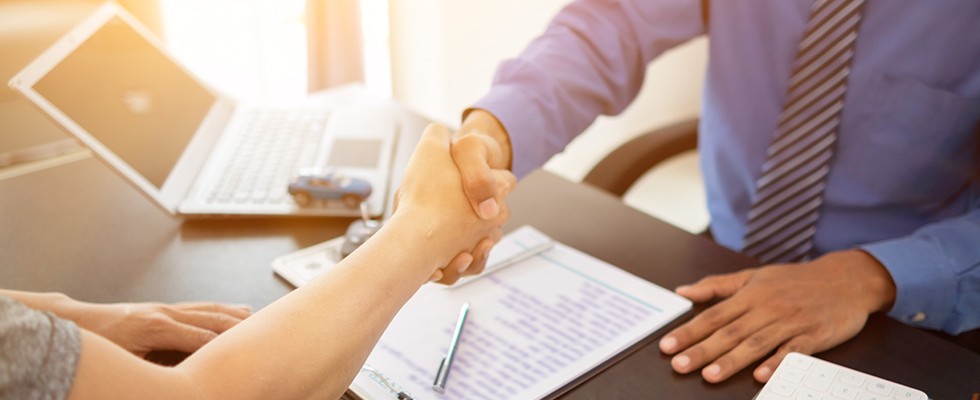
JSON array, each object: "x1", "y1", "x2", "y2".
[
  {"x1": 430, "y1": 270, "x2": 444, "y2": 282},
  {"x1": 755, "y1": 366, "x2": 772, "y2": 381},
  {"x1": 675, "y1": 285, "x2": 691, "y2": 293},
  {"x1": 704, "y1": 364, "x2": 721, "y2": 377},
  {"x1": 478, "y1": 198, "x2": 499, "y2": 219},
  {"x1": 457, "y1": 257, "x2": 473, "y2": 274},
  {"x1": 660, "y1": 336, "x2": 678, "y2": 353},
  {"x1": 673, "y1": 355, "x2": 690, "y2": 369}
]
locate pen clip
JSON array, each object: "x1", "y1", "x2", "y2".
[{"x1": 362, "y1": 365, "x2": 416, "y2": 400}]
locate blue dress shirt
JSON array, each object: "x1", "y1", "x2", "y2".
[{"x1": 472, "y1": 0, "x2": 980, "y2": 334}]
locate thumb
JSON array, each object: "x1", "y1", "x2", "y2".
[
  {"x1": 451, "y1": 134, "x2": 501, "y2": 220},
  {"x1": 675, "y1": 269, "x2": 755, "y2": 302}
]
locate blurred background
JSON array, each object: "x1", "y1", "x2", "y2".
[{"x1": 0, "y1": 0, "x2": 708, "y2": 232}]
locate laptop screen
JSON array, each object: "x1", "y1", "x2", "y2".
[{"x1": 32, "y1": 16, "x2": 215, "y2": 188}]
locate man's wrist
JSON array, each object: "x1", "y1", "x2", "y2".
[
  {"x1": 824, "y1": 250, "x2": 897, "y2": 313},
  {"x1": 460, "y1": 108, "x2": 513, "y2": 169}
]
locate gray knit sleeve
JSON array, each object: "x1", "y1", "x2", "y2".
[{"x1": 0, "y1": 295, "x2": 81, "y2": 400}]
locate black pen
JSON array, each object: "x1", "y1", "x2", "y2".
[{"x1": 433, "y1": 302, "x2": 469, "y2": 393}]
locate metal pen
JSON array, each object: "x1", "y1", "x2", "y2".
[
  {"x1": 432, "y1": 302, "x2": 469, "y2": 393},
  {"x1": 451, "y1": 239, "x2": 554, "y2": 289}
]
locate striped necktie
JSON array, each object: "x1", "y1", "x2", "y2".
[{"x1": 742, "y1": 0, "x2": 866, "y2": 263}]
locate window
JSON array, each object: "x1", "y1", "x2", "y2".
[{"x1": 160, "y1": 0, "x2": 308, "y2": 102}]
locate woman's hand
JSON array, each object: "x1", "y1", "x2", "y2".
[
  {"x1": 70, "y1": 301, "x2": 252, "y2": 357},
  {"x1": 0, "y1": 289, "x2": 251, "y2": 357}
]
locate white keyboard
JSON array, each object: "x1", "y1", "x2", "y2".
[
  {"x1": 756, "y1": 352, "x2": 928, "y2": 400},
  {"x1": 207, "y1": 108, "x2": 330, "y2": 205}
]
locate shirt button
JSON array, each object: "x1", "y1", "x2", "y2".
[{"x1": 910, "y1": 312, "x2": 926, "y2": 322}]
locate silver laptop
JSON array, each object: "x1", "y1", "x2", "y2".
[{"x1": 8, "y1": 2, "x2": 397, "y2": 217}]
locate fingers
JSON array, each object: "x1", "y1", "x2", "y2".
[
  {"x1": 402, "y1": 124, "x2": 453, "y2": 183},
  {"x1": 697, "y1": 321, "x2": 801, "y2": 383},
  {"x1": 428, "y1": 269, "x2": 444, "y2": 282},
  {"x1": 173, "y1": 301, "x2": 252, "y2": 319},
  {"x1": 452, "y1": 133, "x2": 502, "y2": 219},
  {"x1": 134, "y1": 302, "x2": 250, "y2": 354},
  {"x1": 432, "y1": 230, "x2": 503, "y2": 285},
  {"x1": 163, "y1": 309, "x2": 244, "y2": 334},
  {"x1": 419, "y1": 123, "x2": 453, "y2": 149},
  {"x1": 433, "y1": 252, "x2": 474, "y2": 285},
  {"x1": 490, "y1": 169, "x2": 518, "y2": 212},
  {"x1": 661, "y1": 270, "x2": 757, "y2": 359},
  {"x1": 675, "y1": 269, "x2": 755, "y2": 303},
  {"x1": 462, "y1": 238, "x2": 497, "y2": 277},
  {"x1": 660, "y1": 297, "x2": 749, "y2": 357},
  {"x1": 753, "y1": 336, "x2": 823, "y2": 382},
  {"x1": 149, "y1": 318, "x2": 220, "y2": 354},
  {"x1": 662, "y1": 298, "x2": 788, "y2": 383}
]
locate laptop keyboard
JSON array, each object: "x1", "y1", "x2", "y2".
[
  {"x1": 756, "y1": 352, "x2": 927, "y2": 400},
  {"x1": 207, "y1": 109, "x2": 330, "y2": 205}
]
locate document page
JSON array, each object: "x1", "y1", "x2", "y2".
[{"x1": 350, "y1": 226, "x2": 692, "y2": 400}]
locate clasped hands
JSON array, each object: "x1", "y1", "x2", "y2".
[{"x1": 439, "y1": 110, "x2": 898, "y2": 383}]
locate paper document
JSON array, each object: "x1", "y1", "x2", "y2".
[{"x1": 351, "y1": 226, "x2": 692, "y2": 400}]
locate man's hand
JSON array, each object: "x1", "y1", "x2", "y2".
[
  {"x1": 71, "y1": 301, "x2": 252, "y2": 357},
  {"x1": 452, "y1": 109, "x2": 513, "y2": 219},
  {"x1": 658, "y1": 250, "x2": 896, "y2": 383}
]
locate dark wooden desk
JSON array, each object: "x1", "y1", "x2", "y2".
[{"x1": 1, "y1": 159, "x2": 978, "y2": 399}]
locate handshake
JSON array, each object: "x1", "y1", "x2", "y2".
[{"x1": 391, "y1": 109, "x2": 516, "y2": 285}]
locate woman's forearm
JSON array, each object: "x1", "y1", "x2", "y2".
[
  {"x1": 175, "y1": 216, "x2": 442, "y2": 399},
  {"x1": 0, "y1": 289, "x2": 75, "y2": 315},
  {"x1": 67, "y1": 217, "x2": 442, "y2": 400}
]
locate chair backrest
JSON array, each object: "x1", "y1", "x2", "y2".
[{"x1": 582, "y1": 118, "x2": 698, "y2": 197}]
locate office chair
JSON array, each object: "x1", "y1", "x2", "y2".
[{"x1": 582, "y1": 118, "x2": 699, "y2": 198}]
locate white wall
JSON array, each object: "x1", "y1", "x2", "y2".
[{"x1": 389, "y1": 0, "x2": 707, "y2": 181}]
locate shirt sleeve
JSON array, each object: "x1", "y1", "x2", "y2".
[
  {"x1": 470, "y1": 0, "x2": 706, "y2": 177},
  {"x1": 862, "y1": 197, "x2": 980, "y2": 335},
  {"x1": 0, "y1": 295, "x2": 82, "y2": 400}
]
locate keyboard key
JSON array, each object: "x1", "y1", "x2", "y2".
[
  {"x1": 867, "y1": 380, "x2": 892, "y2": 396},
  {"x1": 794, "y1": 387, "x2": 823, "y2": 400},
  {"x1": 832, "y1": 384, "x2": 859, "y2": 399},
  {"x1": 839, "y1": 371, "x2": 865, "y2": 387},
  {"x1": 769, "y1": 379, "x2": 797, "y2": 397},
  {"x1": 756, "y1": 392, "x2": 793, "y2": 400},
  {"x1": 892, "y1": 388, "x2": 926, "y2": 400},
  {"x1": 787, "y1": 353, "x2": 814, "y2": 370},
  {"x1": 805, "y1": 363, "x2": 838, "y2": 391},
  {"x1": 782, "y1": 368, "x2": 806, "y2": 383}
]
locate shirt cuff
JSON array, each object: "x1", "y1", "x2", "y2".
[{"x1": 862, "y1": 237, "x2": 958, "y2": 331}]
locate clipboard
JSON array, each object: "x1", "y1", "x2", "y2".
[{"x1": 343, "y1": 226, "x2": 692, "y2": 400}]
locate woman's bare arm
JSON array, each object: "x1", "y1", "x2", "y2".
[{"x1": 65, "y1": 124, "x2": 515, "y2": 400}]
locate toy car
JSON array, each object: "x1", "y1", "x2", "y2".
[{"x1": 287, "y1": 172, "x2": 372, "y2": 208}]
